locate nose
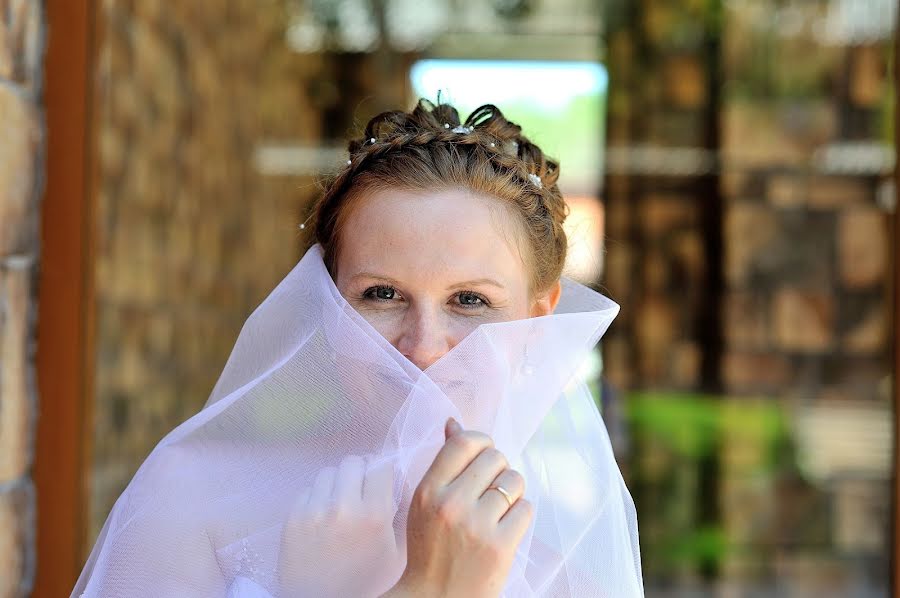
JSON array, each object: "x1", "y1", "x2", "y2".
[{"x1": 395, "y1": 306, "x2": 452, "y2": 370}]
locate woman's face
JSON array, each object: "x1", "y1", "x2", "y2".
[{"x1": 335, "y1": 187, "x2": 561, "y2": 370}]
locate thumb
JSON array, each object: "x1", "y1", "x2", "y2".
[{"x1": 444, "y1": 417, "x2": 462, "y2": 440}]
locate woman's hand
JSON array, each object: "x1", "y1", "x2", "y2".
[
  {"x1": 387, "y1": 418, "x2": 533, "y2": 598},
  {"x1": 279, "y1": 455, "x2": 401, "y2": 596}
]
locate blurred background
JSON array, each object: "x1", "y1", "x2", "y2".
[{"x1": 1, "y1": 0, "x2": 896, "y2": 596}]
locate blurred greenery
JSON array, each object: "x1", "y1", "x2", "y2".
[
  {"x1": 627, "y1": 393, "x2": 786, "y2": 457},
  {"x1": 623, "y1": 392, "x2": 790, "y2": 576}
]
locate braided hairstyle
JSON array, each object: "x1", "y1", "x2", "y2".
[{"x1": 308, "y1": 99, "x2": 569, "y2": 294}]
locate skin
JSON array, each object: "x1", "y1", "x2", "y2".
[
  {"x1": 333, "y1": 187, "x2": 562, "y2": 597},
  {"x1": 335, "y1": 186, "x2": 560, "y2": 370}
]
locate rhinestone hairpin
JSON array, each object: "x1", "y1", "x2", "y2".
[
  {"x1": 451, "y1": 125, "x2": 472, "y2": 134},
  {"x1": 528, "y1": 173, "x2": 543, "y2": 190}
]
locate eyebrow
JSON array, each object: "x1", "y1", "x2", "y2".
[
  {"x1": 349, "y1": 273, "x2": 506, "y2": 290},
  {"x1": 448, "y1": 278, "x2": 506, "y2": 290},
  {"x1": 349, "y1": 273, "x2": 402, "y2": 286}
]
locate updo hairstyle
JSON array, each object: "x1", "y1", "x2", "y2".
[{"x1": 308, "y1": 99, "x2": 569, "y2": 294}]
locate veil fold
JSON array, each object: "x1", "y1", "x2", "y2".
[{"x1": 74, "y1": 245, "x2": 643, "y2": 597}]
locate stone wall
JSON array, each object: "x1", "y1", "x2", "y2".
[
  {"x1": 90, "y1": 0, "x2": 314, "y2": 542},
  {"x1": 88, "y1": 1, "x2": 413, "y2": 545},
  {"x1": 0, "y1": 1, "x2": 44, "y2": 596},
  {"x1": 716, "y1": 28, "x2": 893, "y2": 589},
  {"x1": 603, "y1": 0, "x2": 722, "y2": 393},
  {"x1": 603, "y1": 0, "x2": 893, "y2": 399},
  {"x1": 602, "y1": 0, "x2": 894, "y2": 591}
]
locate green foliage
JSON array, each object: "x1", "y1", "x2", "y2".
[
  {"x1": 627, "y1": 392, "x2": 720, "y2": 458},
  {"x1": 663, "y1": 525, "x2": 730, "y2": 567},
  {"x1": 625, "y1": 392, "x2": 786, "y2": 462},
  {"x1": 624, "y1": 392, "x2": 789, "y2": 577}
]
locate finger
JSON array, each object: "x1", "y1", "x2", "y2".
[
  {"x1": 447, "y1": 446, "x2": 508, "y2": 501},
  {"x1": 285, "y1": 488, "x2": 313, "y2": 538},
  {"x1": 445, "y1": 417, "x2": 462, "y2": 439},
  {"x1": 496, "y1": 498, "x2": 534, "y2": 547},
  {"x1": 308, "y1": 465, "x2": 337, "y2": 509},
  {"x1": 335, "y1": 455, "x2": 366, "y2": 506},
  {"x1": 421, "y1": 430, "x2": 494, "y2": 487},
  {"x1": 289, "y1": 487, "x2": 312, "y2": 516},
  {"x1": 362, "y1": 458, "x2": 395, "y2": 513},
  {"x1": 477, "y1": 468, "x2": 525, "y2": 523}
]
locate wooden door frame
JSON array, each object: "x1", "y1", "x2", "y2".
[
  {"x1": 893, "y1": 8, "x2": 900, "y2": 593},
  {"x1": 33, "y1": 0, "x2": 98, "y2": 595}
]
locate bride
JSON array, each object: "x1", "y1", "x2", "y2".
[{"x1": 73, "y1": 100, "x2": 642, "y2": 597}]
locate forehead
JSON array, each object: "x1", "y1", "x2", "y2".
[{"x1": 336, "y1": 187, "x2": 528, "y2": 283}]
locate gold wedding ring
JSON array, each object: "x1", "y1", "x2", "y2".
[{"x1": 489, "y1": 484, "x2": 515, "y2": 507}]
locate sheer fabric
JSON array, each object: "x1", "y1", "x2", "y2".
[{"x1": 74, "y1": 245, "x2": 643, "y2": 597}]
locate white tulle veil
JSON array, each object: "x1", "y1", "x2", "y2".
[{"x1": 73, "y1": 244, "x2": 643, "y2": 597}]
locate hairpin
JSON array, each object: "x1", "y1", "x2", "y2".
[
  {"x1": 528, "y1": 173, "x2": 543, "y2": 190},
  {"x1": 451, "y1": 125, "x2": 472, "y2": 134},
  {"x1": 502, "y1": 139, "x2": 519, "y2": 156}
]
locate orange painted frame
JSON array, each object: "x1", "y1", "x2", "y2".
[
  {"x1": 33, "y1": 0, "x2": 98, "y2": 595},
  {"x1": 894, "y1": 11, "x2": 900, "y2": 594}
]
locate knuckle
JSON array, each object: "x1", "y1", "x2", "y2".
[
  {"x1": 517, "y1": 498, "x2": 534, "y2": 519},
  {"x1": 435, "y1": 496, "x2": 461, "y2": 525},
  {"x1": 446, "y1": 434, "x2": 468, "y2": 452},
  {"x1": 460, "y1": 517, "x2": 481, "y2": 541},
  {"x1": 450, "y1": 431, "x2": 492, "y2": 454},
  {"x1": 468, "y1": 431, "x2": 494, "y2": 447},
  {"x1": 485, "y1": 447, "x2": 508, "y2": 468},
  {"x1": 412, "y1": 483, "x2": 435, "y2": 509},
  {"x1": 434, "y1": 494, "x2": 463, "y2": 526},
  {"x1": 448, "y1": 433, "x2": 476, "y2": 453},
  {"x1": 481, "y1": 539, "x2": 505, "y2": 566},
  {"x1": 506, "y1": 469, "x2": 525, "y2": 490},
  {"x1": 455, "y1": 513, "x2": 501, "y2": 552}
]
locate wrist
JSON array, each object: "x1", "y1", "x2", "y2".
[{"x1": 380, "y1": 579, "x2": 414, "y2": 598}]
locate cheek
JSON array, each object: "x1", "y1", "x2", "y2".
[
  {"x1": 445, "y1": 316, "x2": 484, "y2": 346},
  {"x1": 513, "y1": 295, "x2": 537, "y2": 320},
  {"x1": 353, "y1": 309, "x2": 405, "y2": 344}
]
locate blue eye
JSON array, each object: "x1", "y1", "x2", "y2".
[
  {"x1": 456, "y1": 292, "x2": 486, "y2": 308},
  {"x1": 363, "y1": 286, "x2": 397, "y2": 301}
]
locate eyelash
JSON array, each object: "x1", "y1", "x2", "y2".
[
  {"x1": 361, "y1": 286, "x2": 490, "y2": 309},
  {"x1": 455, "y1": 290, "x2": 490, "y2": 309},
  {"x1": 362, "y1": 285, "x2": 400, "y2": 302}
]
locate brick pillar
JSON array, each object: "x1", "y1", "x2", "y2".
[{"x1": 0, "y1": 1, "x2": 45, "y2": 596}]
